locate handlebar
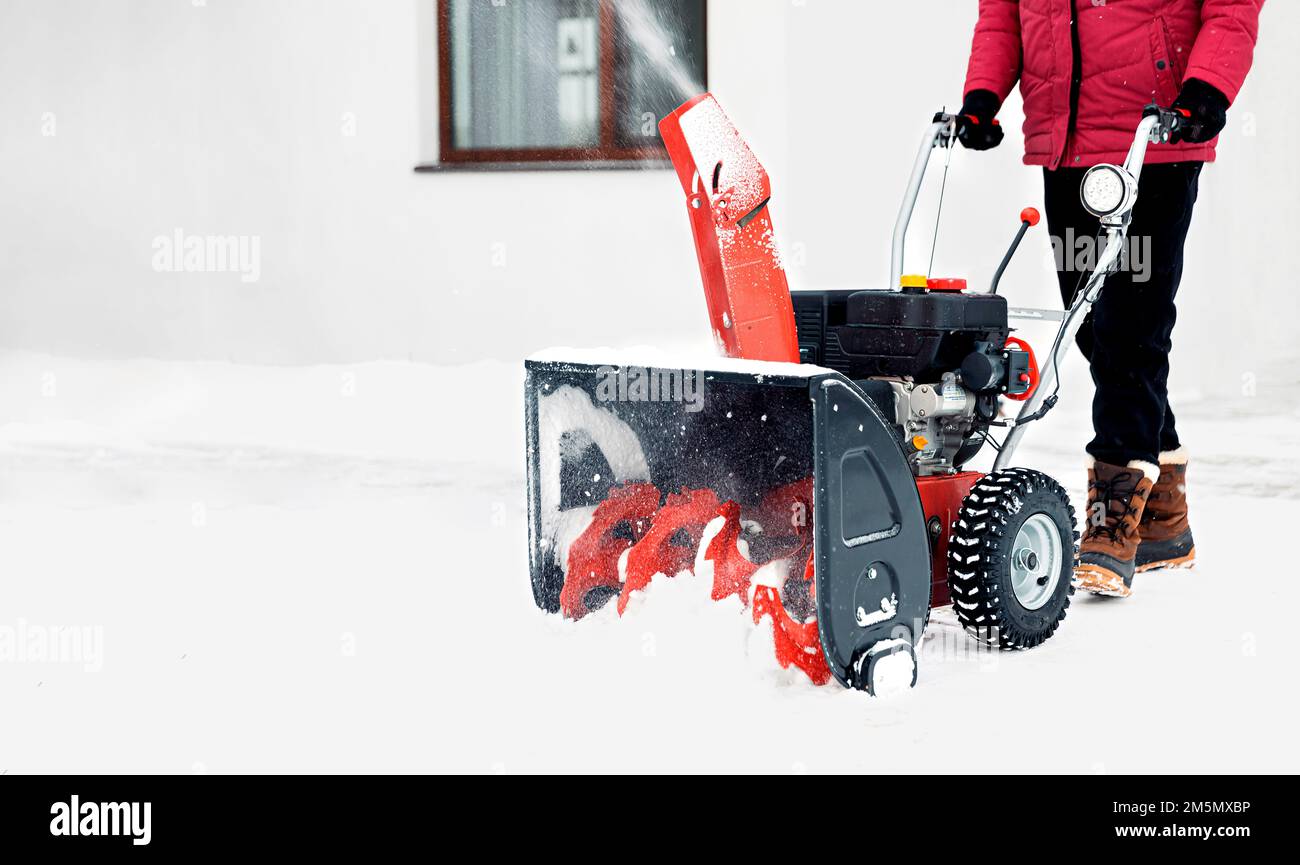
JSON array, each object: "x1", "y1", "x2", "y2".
[
  {"x1": 891, "y1": 104, "x2": 1180, "y2": 294},
  {"x1": 1143, "y1": 102, "x2": 1195, "y2": 145},
  {"x1": 890, "y1": 116, "x2": 958, "y2": 289}
]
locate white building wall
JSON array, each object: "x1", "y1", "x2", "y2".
[{"x1": 1, "y1": 0, "x2": 1295, "y2": 397}]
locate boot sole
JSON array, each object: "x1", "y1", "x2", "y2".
[
  {"x1": 1135, "y1": 547, "x2": 1196, "y2": 574},
  {"x1": 1073, "y1": 564, "x2": 1132, "y2": 598}
]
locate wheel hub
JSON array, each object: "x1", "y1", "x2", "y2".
[{"x1": 1010, "y1": 513, "x2": 1063, "y2": 611}]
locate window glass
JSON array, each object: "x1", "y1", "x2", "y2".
[
  {"x1": 612, "y1": 0, "x2": 707, "y2": 149},
  {"x1": 450, "y1": 0, "x2": 602, "y2": 151},
  {"x1": 444, "y1": 0, "x2": 707, "y2": 162}
]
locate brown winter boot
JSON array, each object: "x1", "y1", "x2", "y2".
[
  {"x1": 1136, "y1": 447, "x2": 1196, "y2": 572},
  {"x1": 1073, "y1": 458, "x2": 1157, "y2": 598}
]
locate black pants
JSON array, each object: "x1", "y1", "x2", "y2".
[{"x1": 1042, "y1": 162, "x2": 1202, "y2": 467}]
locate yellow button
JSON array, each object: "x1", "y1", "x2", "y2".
[{"x1": 900, "y1": 274, "x2": 928, "y2": 289}]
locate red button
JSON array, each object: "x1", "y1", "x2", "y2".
[{"x1": 926, "y1": 277, "x2": 967, "y2": 292}]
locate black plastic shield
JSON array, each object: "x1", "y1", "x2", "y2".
[{"x1": 809, "y1": 377, "x2": 930, "y2": 687}]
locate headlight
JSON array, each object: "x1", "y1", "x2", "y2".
[{"x1": 1080, "y1": 164, "x2": 1133, "y2": 218}]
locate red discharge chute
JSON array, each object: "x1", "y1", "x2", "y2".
[{"x1": 658, "y1": 94, "x2": 801, "y2": 364}]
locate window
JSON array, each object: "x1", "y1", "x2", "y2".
[{"x1": 435, "y1": 0, "x2": 707, "y2": 168}]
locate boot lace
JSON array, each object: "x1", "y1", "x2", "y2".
[{"x1": 1088, "y1": 471, "x2": 1143, "y2": 542}]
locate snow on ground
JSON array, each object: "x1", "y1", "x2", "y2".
[{"x1": 2, "y1": 349, "x2": 1298, "y2": 774}]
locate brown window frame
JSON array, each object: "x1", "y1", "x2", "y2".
[{"x1": 431, "y1": 0, "x2": 708, "y2": 170}]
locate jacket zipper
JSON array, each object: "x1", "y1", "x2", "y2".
[{"x1": 1064, "y1": 1, "x2": 1082, "y2": 167}]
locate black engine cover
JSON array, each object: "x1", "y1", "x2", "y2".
[{"x1": 793, "y1": 288, "x2": 1010, "y2": 381}]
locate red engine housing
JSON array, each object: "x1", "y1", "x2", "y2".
[{"x1": 917, "y1": 472, "x2": 983, "y2": 609}]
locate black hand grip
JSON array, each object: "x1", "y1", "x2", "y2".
[{"x1": 1143, "y1": 102, "x2": 1195, "y2": 144}]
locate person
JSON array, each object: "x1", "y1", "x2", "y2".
[{"x1": 957, "y1": 0, "x2": 1263, "y2": 597}]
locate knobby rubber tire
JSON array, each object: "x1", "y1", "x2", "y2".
[{"x1": 947, "y1": 468, "x2": 1078, "y2": 649}]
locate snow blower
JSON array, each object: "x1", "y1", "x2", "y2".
[{"x1": 525, "y1": 94, "x2": 1190, "y2": 694}]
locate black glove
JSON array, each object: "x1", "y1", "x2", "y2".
[
  {"x1": 1170, "y1": 78, "x2": 1230, "y2": 144},
  {"x1": 956, "y1": 89, "x2": 1005, "y2": 151}
]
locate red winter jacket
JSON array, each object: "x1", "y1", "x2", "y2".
[{"x1": 964, "y1": 0, "x2": 1264, "y2": 168}]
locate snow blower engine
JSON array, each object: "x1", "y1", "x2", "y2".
[{"x1": 525, "y1": 94, "x2": 1188, "y2": 694}]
